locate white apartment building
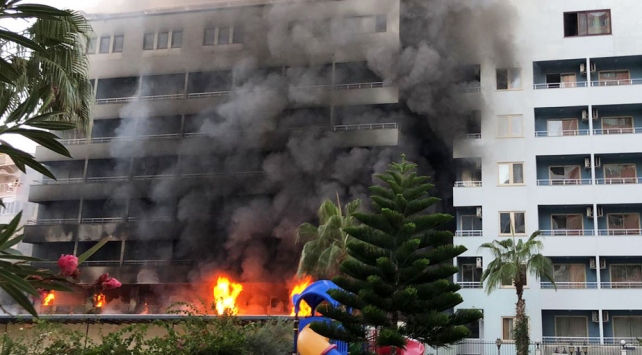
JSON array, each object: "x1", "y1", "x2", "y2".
[{"x1": 453, "y1": 0, "x2": 642, "y2": 347}]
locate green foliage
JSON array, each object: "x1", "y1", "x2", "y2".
[{"x1": 312, "y1": 155, "x2": 482, "y2": 351}]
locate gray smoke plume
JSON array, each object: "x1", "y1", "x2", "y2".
[{"x1": 89, "y1": 0, "x2": 515, "y2": 292}]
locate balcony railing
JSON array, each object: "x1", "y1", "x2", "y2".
[
  {"x1": 600, "y1": 281, "x2": 642, "y2": 289},
  {"x1": 597, "y1": 229, "x2": 642, "y2": 236},
  {"x1": 466, "y1": 133, "x2": 481, "y2": 139},
  {"x1": 457, "y1": 281, "x2": 482, "y2": 289},
  {"x1": 533, "y1": 82, "x2": 588, "y2": 89},
  {"x1": 454, "y1": 181, "x2": 482, "y2": 187},
  {"x1": 541, "y1": 337, "x2": 601, "y2": 345},
  {"x1": 58, "y1": 138, "x2": 88, "y2": 145},
  {"x1": 81, "y1": 217, "x2": 123, "y2": 224},
  {"x1": 132, "y1": 174, "x2": 178, "y2": 181},
  {"x1": 539, "y1": 229, "x2": 594, "y2": 236},
  {"x1": 95, "y1": 96, "x2": 138, "y2": 105},
  {"x1": 86, "y1": 176, "x2": 130, "y2": 183},
  {"x1": 603, "y1": 337, "x2": 640, "y2": 345},
  {"x1": 127, "y1": 216, "x2": 174, "y2": 222},
  {"x1": 34, "y1": 178, "x2": 84, "y2": 185},
  {"x1": 26, "y1": 218, "x2": 77, "y2": 225},
  {"x1": 140, "y1": 93, "x2": 184, "y2": 101},
  {"x1": 537, "y1": 179, "x2": 592, "y2": 186},
  {"x1": 593, "y1": 127, "x2": 642, "y2": 135},
  {"x1": 455, "y1": 230, "x2": 483, "y2": 237},
  {"x1": 590, "y1": 78, "x2": 642, "y2": 86},
  {"x1": 535, "y1": 130, "x2": 590, "y2": 137},
  {"x1": 595, "y1": 177, "x2": 642, "y2": 184},
  {"x1": 540, "y1": 281, "x2": 598, "y2": 289},
  {"x1": 332, "y1": 123, "x2": 397, "y2": 131}
]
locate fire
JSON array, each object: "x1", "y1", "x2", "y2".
[
  {"x1": 213, "y1": 276, "x2": 243, "y2": 315},
  {"x1": 43, "y1": 291, "x2": 55, "y2": 306},
  {"x1": 95, "y1": 293, "x2": 106, "y2": 308},
  {"x1": 290, "y1": 276, "x2": 313, "y2": 316}
]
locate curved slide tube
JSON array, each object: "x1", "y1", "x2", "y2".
[
  {"x1": 378, "y1": 339, "x2": 425, "y2": 355},
  {"x1": 297, "y1": 325, "x2": 343, "y2": 355}
]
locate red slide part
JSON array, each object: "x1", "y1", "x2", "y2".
[{"x1": 377, "y1": 339, "x2": 425, "y2": 355}]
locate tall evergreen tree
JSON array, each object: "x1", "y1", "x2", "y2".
[{"x1": 311, "y1": 156, "x2": 482, "y2": 351}]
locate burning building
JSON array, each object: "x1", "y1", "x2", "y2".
[{"x1": 22, "y1": 0, "x2": 515, "y2": 314}]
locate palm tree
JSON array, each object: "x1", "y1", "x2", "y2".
[
  {"x1": 295, "y1": 196, "x2": 360, "y2": 280},
  {"x1": 479, "y1": 231, "x2": 556, "y2": 355}
]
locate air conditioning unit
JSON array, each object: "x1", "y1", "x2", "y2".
[
  {"x1": 593, "y1": 109, "x2": 599, "y2": 119},
  {"x1": 603, "y1": 311, "x2": 610, "y2": 322},
  {"x1": 580, "y1": 63, "x2": 586, "y2": 74},
  {"x1": 587, "y1": 207, "x2": 593, "y2": 217},
  {"x1": 476, "y1": 207, "x2": 483, "y2": 218},
  {"x1": 476, "y1": 257, "x2": 483, "y2": 269},
  {"x1": 589, "y1": 258, "x2": 597, "y2": 269},
  {"x1": 592, "y1": 311, "x2": 600, "y2": 322},
  {"x1": 594, "y1": 156, "x2": 601, "y2": 168},
  {"x1": 581, "y1": 109, "x2": 588, "y2": 121},
  {"x1": 600, "y1": 258, "x2": 606, "y2": 269},
  {"x1": 584, "y1": 158, "x2": 592, "y2": 169},
  {"x1": 590, "y1": 62, "x2": 597, "y2": 73},
  {"x1": 597, "y1": 207, "x2": 604, "y2": 217}
]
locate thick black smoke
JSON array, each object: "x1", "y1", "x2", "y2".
[{"x1": 96, "y1": 0, "x2": 516, "y2": 285}]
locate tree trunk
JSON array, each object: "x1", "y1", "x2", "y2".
[{"x1": 514, "y1": 283, "x2": 530, "y2": 355}]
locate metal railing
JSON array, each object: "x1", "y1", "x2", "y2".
[
  {"x1": 600, "y1": 282, "x2": 642, "y2": 289},
  {"x1": 186, "y1": 90, "x2": 231, "y2": 99},
  {"x1": 597, "y1": 229, "x2": 642, "y2": 236},
  {"x1": 127, "y1": 216, "x2": 174, "y2": 222},
  {"x1": 457, "y1": 281, "x2": 483, "y2": 289},
  {"x1": 539, "y1": 229, "x2": 594, "y2": 236},
  {"x1": 537, "y1": 179, "x2": 592, "y2": 186},
  {"x1": 454, "y1": 181, "x2": 482, "y2": 187},
  {"x1": 334, "y1": 81, "x2": 387, "y2": 90},
  {"x1": 595, "y1": 177, "x2": 641, "y2": 184},
  {"x1": 81, "y1": 217, "x2": 123, "y2": 224},
  {"x1": 466, "y1": 133, "x2": 482, "y2": 139},
  {"x1": 332, "y1": 123, "x2": 397, "y2": 131},
  {"x1": 123, "y1": 260, "x2": 195, "y2": 266},
  {"x1": 0, "y1": 183, "x2": 18, "y2": 194},
  {"x1": 86, "y1": 176, "x2": 130, "y2": 182},
  {"x1": 533, "y1": 82, "x2": 588, "y2": 89},
  {"x1": 455, "y1": 230, "x2": 483, "y2": 237},
  {"x1": 540, "y1": 281, "x2": 598, "y2": 289},
  {"x1": 58, "y1": 138, "x2": 88, "y2": 145},
  {"x1": 33, "y1": 178, "x2": 84, "y2": 185},
  {"x1": 591, "y1": 78, "x2": 642, "y2": 86},
  {"x1": 535, "y1": 129, "x2": 590, "y2": 137},
  {"x1": 133, "y1": 174, "x2": 178, "y2": 181},
  {"x1": 541, "y1": 337, "x2": 601, "y2": 345},
  {"x1": 181, "y1": 171, "x2": 265, "y2": 178},
  {"x1": 95, "y1": 96, "x2": 138, "y2": 105},
  {"x1": 26, "y1": 219, "x2": 77, "y2": 225},
  {"x1": 140, "y1": 93, "x2": 185, "y2": 101},
  {"x1": 593, "y1": 128, "x2": 641, "y2": 135}
]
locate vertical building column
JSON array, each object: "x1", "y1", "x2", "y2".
[
  {"x1": 587, "y1": 104, "x2": 594, "y2": 135},
  {"x1": 179, "y1": 114, "x2": 186, "y2": 138},
  {"x1": 74, "y1": 199, "x2": 83, "y2": 255},
  {"x1": 330, "y1": 53, "x2": 336, "y2": 126},
  {"x1": 183, "y1": 72, "x2": 189, "y2": 98},
  {"x1": 598, "y1": 304, "x2": 604, "y2": 344}
]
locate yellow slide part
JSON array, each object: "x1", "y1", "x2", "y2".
[{"x1": 297, "y1": 325, "x2": 342, "y2": 355}]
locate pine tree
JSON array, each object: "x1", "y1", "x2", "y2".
[{"x1": 311, "y1": 156, "x2": 482, "y2": 351}]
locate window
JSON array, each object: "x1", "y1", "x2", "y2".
[
  {"x1": 499, "y1": 212, "x2": 525, "y2": 235},
  {"x1": 553, "y1": 264, "x2": 586, "y2": 285},
  {"x1": 0, "y1": 201, "x2": 21, "y2": 215},
  {"x1": 549, "y1": 166, "x2": 581, "y2": 184},
  {"x1": 551, "y1": 215, "x2": 583, "y2": 235},
  {"x1": 143, "y1": 33, "x2": 155, "y2": 50},
  {"x1": 171, "y1": 30, "x2": 183, "y2": 48},
  {"x1": 375, "y1": 15, "x2": 387, "y2": 32},
  {"x1": 112, "y1": 35, "x2": 124, "y2": 53},
  {"x1": 599, "y1": 70, "x2": 630, "y2": 85},
  {"x1": 545, "y1": 73, "x2": 577, "y2": 88},
  {"x1": 203, "y1": 28, "x2": 216, "y2": 45},
  {"x1": 602, "y1": 117, "x2": 633, "y2": 134},
  {"x1": 86, "y1": 36, "x2": 97, "y2": 54},
  {"x1": 547, "y1": 119, "x2": 578, "y2": 136},
  {"x1": 460, "y1": 264, "x2": 482, "y2": 283},
  {"x1": 218, "y1": 26, "x2": 230, "y2": 45},
  {"x1": 610, "y1": 265, "x2": 642, "y2": 286},
  {"x1": 497, "y1": 115, "x2": 523, "y2": 138},
  {"x1": 604, "y1": 164, "x2": 637, "y2": 184},
  {"x1": 498, "y1": 163, "x2": 524, "y2": 185},
  {"x1": 555, "y1": 316, "x2": 588, "y2": 337},
  {"x1": 502, "y1": 317, "x2": 528, "y2": 341},
  {"x1": 461, "y1": 215, "x2": 482, "y2": 231},
  {"x1": 232, "y1": 26, "x2": 244, "y2": 44},
  {"x1": 157, "y1": 32, "x2": 169, "y2": 49},
  {"x1": 496, "y1": 68, "x2": 521, "y2": 90},
  {"x1": 464, "y1": 318, "x2": 480, "y2": 339},
  {"x1": 607, "y1": 213, "x2": 640, "y2": 234},
  {"x1": 564, "y1": 10, "x2": 611, "y2": 37},
  {"x1": 613, "y1": 317, "x2": 642, "y2": 338},
  {"x1": 99, "y1": 36, "x2": 111, "y2": 53}
]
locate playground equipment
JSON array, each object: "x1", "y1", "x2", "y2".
[{"x1": 291, "y1": 280, "x2": 425, "y2": 355}]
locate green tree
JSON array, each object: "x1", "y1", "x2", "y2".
[
  {"x1": 479, "y1": 231, "x2": 556, "y2": 355},
  {"x1": 311, "y1": 156, "x2": 482, "y2": 352},
  {"x1": 296, "y1": 196, "x2": 360, "y2": 280}
]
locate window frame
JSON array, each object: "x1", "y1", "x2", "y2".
[
  {"x1": 497, "y1": 115, "x2": 524, "y2": 138},
  {"x1": 603, "y1": 164, "x2": 637, "y2": 183},
  {"x1": 86, "y1": 36, "x2": 97, "y2": 54},
  {"x1": 502, "y1": 316, "x2": 529, "y2": 341},
  {"x1": 498, "y1": 162, "x2": 524, "y2": 186},
  {"x1": 601, "y1": 116, "x2": 634, "y2": 134},
  {"x1": 610, "y1": 264, "x2": 642, "y2": 284},
  {"x1": 606, "y1": 213, "x2": 641, "y2": 232},
  {"x1": 554, "y1": 316, "x2": 589, "y2": 338},
  {"x1": 171, "y1": 30, "x2": 183, "y2": 48},
  {"x1": 156, "y1": 31, "x2": 169, "y2": 49},
  {"x1": 613, "y1": 316, "x2": 642, "y2": 338},
  {"x1": 460, "y1": 264, "x2": 482, "y2": 283},
  {"x1": 550, "y1": 214, "x2": 584, "y2": 235},
  {"x1": 548, "y1": 165, "x2": 582, "y2": 184},
  {"x1": 496, "y1": 68, "x2": 522, "y2": 91},
  {"x1": 143, "y1": 32, "x2": 156, "y2": 50},
  {"x1": 98, "y1": 35, "x2": 111, "y2": 54},
  {"x1": 546, "y1": 119, "x2": 579, "y2": 136},
  {"x1": 553, "y1": 264, "x2": 587, "y2": 284},
  {"x1": 460, "y1": 215, "x2": 482, "y2": 231},
  {"x1": 499, "y1": 211, "x2": 526, "y2": 235},
  {"x1": 563, "y1": 9, "x2": 612, "y2": 37},
  {"x1": 112, "y1": 34, "x2": 124, "y2": 53},
  {"x1": 598, "y1": 70, "x2": 631, "y2": 85}
]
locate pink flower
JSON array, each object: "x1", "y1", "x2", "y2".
[
  {"x1": 57, "y1": 254, "x2": 78, "y2": 276},
  {"x1": 96, "y1": 273, "x2": 122, "y2": 290}
]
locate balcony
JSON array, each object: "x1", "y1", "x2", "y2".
[
  {"x1": 533, "y1": 58, "x2": 588, "y2": 90},
  {"x1": 534, "y1": 106, "x2": 591, "y2": 138},
  {"x1": 456, "y1": 257, "x2": 482, "y2": 289},
  {"x1": 600, "y1": 281, "x2": 642, "y2": 288},
  {"x1": 541, "y1": 282, "x2": 598, "y2": 289},
  {"x1": 536, "y1": 155, "x2": 592, "y2": 186},
  {"x1": 538, "y1": 205, "x2": 595, "y2": 236},
  {"x1": 594, "y1": 154, "x2": 642, "y2": 186},
  {"x1": 589, "y1": 55, "x2": 642, "y2": 87},
  {"x1": 455, "y1": 230, "x2": 482, "y2": 237},
  {"x1": 454, "y1": 158, "x2": 481, "y2": 188},
  {"x1": 539, "y1": 229, "x2": 594, "y2": 236},
  {"x1": 455, "y1": 207, "x2": 482, "y2": 238}
]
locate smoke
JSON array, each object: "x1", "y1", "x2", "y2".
[{"x1": 90, "y1": 0, "x2": 515, "y2": 291}]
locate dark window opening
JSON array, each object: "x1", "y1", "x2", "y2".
[
  {"x1": 136, "y1": 115, "x2": 182, "y2": 136},
  {"x1": 564, "y1": 10, "x2": 611, "y2": 37},
  {"x1": 141, "y1": 74, "x2": 185, "y2": 96},
  {"x1": 203, "y1": 28, "x2": 216, "y2": 45},
  {"x1": 82, "y1": 199, "x2": 127, "y2": 220},
  {"x1": 92, "y1": 119, "x2": 124, "y2": 138},
  {"x1": 133, "y1": 156, "x2": 178, "y2": 177},
  {"x1": 99, "y1": 36, "x2": 111, "y2": 53},
  {"x1": 143, "y1": 33, "x2": 155, "y2": 50},
  {"x1": 467, "y1": 110, "x2": 482, "y2": 134},
  {"x1": 546, "y1": 73, "x2": 561, "y2": 88},
  {"x1": 171, "y1": 30, "x2": 183, "y2": 48},
  {"x1": 157, "y1": 32, "x2": 169, "y2": 49},
  {"x1": 218, "y1": 26, "x2": 230, "y2": 45},
  {"x1": 96, "y1": 77, "x2": 139, "y2": 99},
  {"x1": 334, "y1": 61, "x2": 381, "y2": 85},
  {"x1": 86, "y1": 159, "x2": 131, "y2": 179},
  {"x1": 112, "y1": 35, "x2": 124, "y2": 53},
  {"x1": 375, "y1": 15, "x2": 387, "y2": 33},
  {"x1": 232, "y1": 26, "x2": 244, "y2": 44},
  {"x1": 187, "y1": 71, "x2": 233, "y2": 93}
]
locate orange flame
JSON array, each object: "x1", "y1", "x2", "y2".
[
  {"x1": 213, "y1": 276, "x2": 243, "y2": 315},
  {"x1": 95, "y1": 293, "x2": 106, "y2": 308},
  {"x1": 43, "y1": 291, "x2": 55, "y2": 306},
  {"x1": 290, "y1": 276, "x2": 313, "y2": 316}
]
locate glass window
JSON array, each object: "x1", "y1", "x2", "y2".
[
  {"x1": 203, "y1": 28, "x2": 216, "y2": 45},
  {"x1": 614, "y1": 317, "x2": 642, "y2": 338},
  {"x1": 607, "y1": 214, "x2": 640, "y2": 234},
  {"x1": 497, "y1": 115, "x2": 523, "y2": 138},
  {"x1": 599, "y1": 70, "x2": 631, "y2": 85},
  {"x1": 610, "y1": 265, "x2": 642, "y2": 284},
  {"x1": 496, "y1": 68, "x2": 521, "y2": 90},
  {"x1": 602, "y1": 117, "x2": 634, "y2": 134},
  {"x1": 171, "y1": 30, "x2": 183, "y2": 48},
  {"x1": 604, "y1": 164, "x2": 637, "y2": 184},
  {"x1": 547, "y1": 119, "x2": 579, "y2": 136},
  {"x1": 218, "y1": 26, "x2": 230, "y2": 45},
  {"x1": 551, "y1": 215, "x2": 583, "y2": 235},
  {"x1": 461, "y1": 215, "x2": 482, "y2": 231},
  {"x1": 548, "y1": 166, "x2": 581, "y2": 184},
  {"x1": 498, "y1": 163, "x2": 524, "y2": 185},
  {"x1": 500, "y1": 212, "x2": 525, "y2": 235},
  {"x1": 503, "y1": 317, "x2": 528, "y2": 340},
  {"x1": 232, "y1": 26, "x2": 244, "y2": 44},
  {"x1": 143, "y1": 33, "x2": 155, "y2": 50},
  {"x1": 553, "y1": 264, "x2": 586, "y2": 285},
  {"x1": 464, "y1": 318, "x2": 480, "y2": 339},
  {"x1": 460, "y1": 264, "x2": 482, "y2": 283},
  {"x1": 375, "y1": 15, "x2": 387, "y2": 32},
  {"x1": 86, "y1": 36, "x2": 96, "y2": 54},
  {"x1": 99, "y1": 36, "x2": 111, "y2": 53},
  {"x1": 564, "y1": 10, "x2": 611, "y2": 37},
  {"x1": 555, "y1": 317, "x2": 588, "y2": 337},
  {"x1": 112, "y1": 35, "x2": 124, "y2": 53},
  {"x1": 157, "y1": 32, "x2": 169, "y2": 49}
]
